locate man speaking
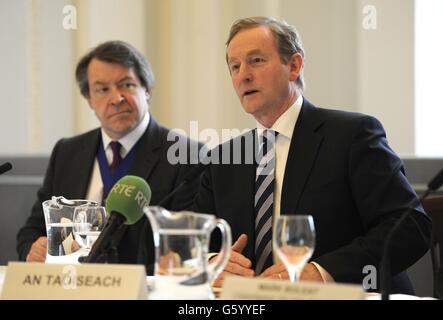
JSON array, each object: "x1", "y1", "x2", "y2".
[{"x1": 193, "y1": 16, "x2": 431, "y2": 293}]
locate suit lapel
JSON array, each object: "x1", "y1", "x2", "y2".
[
  {"x1": 240, "y1": 162, "x2": 256, "y2": 261},
  {"x1": 237, "y1": 131, "x2": 258, "y2": 262},
  {"x1": 281, "y1": 99, "x2": 324, "y2": 214},
  {"x1": 121, "y1": 117, "x2": 162, "y2": 264},
  {"x1": 128, "y1": 117, "x2": 161, "y2": 181},
  {"x1": 74, "y1": 130, "x2": 100, "y2": 198},
  {"x1": 213, "y1": 132, "x2": 257, "y2": 261}
]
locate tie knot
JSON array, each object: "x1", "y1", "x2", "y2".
[
  {"x1": 264, "y1": 129, "x2": 278, "y2": 142},
  {"x1": 264, "y1": 129, "x2": 278, "y2": 138},
  {"x1": 260, "y1": 130, "x2": 278, "y2": 154}
]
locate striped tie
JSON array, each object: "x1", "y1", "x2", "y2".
[{"x1": 254, "y1": 130, "x2": 277, "y2": 274}]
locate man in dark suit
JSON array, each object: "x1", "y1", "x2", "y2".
[
  {"x1": 193, "y1": 17, "x2": 431, "y2": 293},
  {"x1": 16, "y1": 41, "x2": 199, "y2": 270}
]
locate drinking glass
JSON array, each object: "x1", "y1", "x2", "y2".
[
  {"x1": 274, "y1": 215, "x2": 315, "y2": 283},
  {"x1": 72, "y1": 206, "x2": 107, "y2": 255}
]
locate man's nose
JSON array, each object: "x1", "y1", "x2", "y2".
[
  {"x1": 108, "y1": 87, "x2": 125, "y2": 106},
  {"x1": 238, "y1": 64, "x2": 253, "y2": 83}
]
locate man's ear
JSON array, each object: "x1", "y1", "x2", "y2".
[
  {"x1": 145, "y1": 90, "x2": 151, "y2": 101},
  {"x1": 288, "y1": 53, "x2": 304, "y2": 82}
]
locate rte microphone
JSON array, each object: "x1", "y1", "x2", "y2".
[
  {"x1": 84, "y1": 175, "x2": 151, "y2": 263},
  {"x1": 0, "y1": 162, "x2": 12, "y2": 175},
  {"x1": 380, "y1": 167, "x2": 443, "y2": 300}
]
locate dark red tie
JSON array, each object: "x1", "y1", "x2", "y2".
[{"x1": 109, "y1": 141, "x2": 122, "y2": 174}]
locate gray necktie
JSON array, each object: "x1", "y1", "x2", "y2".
[{"x1": 254, "y1": 130, "x2": 278, "y2": 274}]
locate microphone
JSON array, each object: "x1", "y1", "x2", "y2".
[
  {"x1": 380, "y1": 167, "x2": 443, "y2": 300},
  {"x1": 422, "y1": 167, "x2": 443, "y2": 199},
  {"x1": 0, "y1": 162, "x2": 12, "y2": 175},
  {"x1": 157, "y1": 156, "x2": 210, "y2": 206},
  {"x1": 84, "y1": 175, "x2": 151, "y2": 263}
]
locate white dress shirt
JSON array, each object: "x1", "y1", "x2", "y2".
[
  {"x1": 85, "y1": 112, "x2": 151, "y2": 203},
  {"x1": 255, "y1": 95, "x2": 302, "y2": 226},
  {"x1": 256, "y1": 96, "x2": 333, "y2": 282}
]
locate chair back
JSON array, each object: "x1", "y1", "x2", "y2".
[{"x1": 422, "y1": 195, "x2": 443, "y2": 298}]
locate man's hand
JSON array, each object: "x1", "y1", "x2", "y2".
[
  {"x1": 259, "y1": 263, "x2": 289, "y2": 279},
  {"x1": 299, "y1": 263, "x2": 324, "y2": 282},
  {"x1": 212, "y1": 234, "x2": 255, "y2": 288},
  {"x1": 26, "y1": 236, "x2": 47, "y2": 262},
  {"x1": 260, "y1": 262, "x2": 324, "y2": 282}
]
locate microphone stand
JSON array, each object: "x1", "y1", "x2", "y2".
[
  {"x1": 430, "y1": 232, "x2": 443, "y2": 299},
  {"x1": 158, "y1": 180, "x2": 186, "y2": 207},
  {"x1": 0, "y1": 162, "x2": 12, "y2": 175},
  {"x1": 135, "y1": 180, "x2": 187, "y2": 267},
  {"x1": 157, "y1": 159, "x2": 210, "y2": 207},
  {"x1": 380, "y1": 192, "x2": 434, "y2": 300},
  {"x1": 83, "y1": 213, "x2": 126, "y2": 263},
  {"x1": 91, "y1": 224, "x2": 128, "y2": 263},
  {"x1": 381, "y1": 167, "x2": 443, "y2": 300},
  {"x1": 136, "y1": 160, "x2": 210, "y2": 268}
]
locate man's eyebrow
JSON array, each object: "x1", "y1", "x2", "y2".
[
  {"x1": 91, "y1": 81, "x2": 108, "y2": 86},
  {"x1": 246, "y1": 49, "x2": 263, "y2": 56},
  {"x1": 228, "y1": 49, "x2": 264, "y2": 63},
  {"x1": 91, "y1": 77, "x2": 135, "y2": 86},
  {"x1": 116, "y1": 76, "x2": 136, "y2": 83}
]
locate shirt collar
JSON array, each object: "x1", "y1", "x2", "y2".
[
  {"x1": 256, "y1": 95, "x2": 303, "y2": 139},
  {"x1": 101, "y1": 111, "x2": 150, "y2": 157}
]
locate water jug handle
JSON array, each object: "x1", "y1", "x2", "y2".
[{"x1": 207, "y1": 218, "x2": 232, "y2": 281}]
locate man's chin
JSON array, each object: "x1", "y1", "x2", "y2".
[
  {"x1": 241, "y1": 103, "x2": 262, "y2": 116},
  {"x1": 105, "y1": 123, "x2": 137, "y2": 139}
]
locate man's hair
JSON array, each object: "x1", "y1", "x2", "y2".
[
  {"x1": 75, "y1": 40, "x2": 155, "y2": 99},
  {"x1": 226, "y1": 16, "x2": 305, "y2": 91}
]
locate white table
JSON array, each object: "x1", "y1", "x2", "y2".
[
  {"x1": 0, "y1": 265, "x2": 435, "y2": 300},
  {"x1": 0, "y1": 266, "x2": 6, "y2": 295}
]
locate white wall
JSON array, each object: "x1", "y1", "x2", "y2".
[
  {"x1": 0, "y1": 0, "x2": 27, "y2": 154},
  {"x1": 0, "y1": 0, "x2": 425, "y2": 156},
  {"x1": 73, "y1": 0, "x2": 148, "y2": 134},
  {"x1": 415, "y1": 0, "x2": 443, "y2": 157},
  {"x1": 0, "y1": 0, "x2": 73, "y2": 155},
  {"x1": 357, "y1": 0, "x2": 415, "y2": 156}
]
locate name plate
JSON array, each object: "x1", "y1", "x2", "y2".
[
  {"x1": 220, "y1": 276, "x2": 365, "y2": 300},
  {"x1": 1, "y1": 262, "x2": 147, "y2": 300}
]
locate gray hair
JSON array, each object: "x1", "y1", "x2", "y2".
[
  {"x1": 75, "y1": 40, "x2": 155, "y2": 99},
  {"x1": 226, "y1": 16, "x2": 305, "y2": 91}
]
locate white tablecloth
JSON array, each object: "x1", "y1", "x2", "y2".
[{"x1": 0, "y1": 265, "x2": 436, "y2": 300}]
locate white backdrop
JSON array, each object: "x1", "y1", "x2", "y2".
[{"x1": 0, "y1": 0, "x2": 435, "y2": 156}]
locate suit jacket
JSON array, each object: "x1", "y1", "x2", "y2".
[
  {"x1": 16, "y1": 117, "x2": 200, "y2": 269},
  {"x1": 193, "y1": 99, "x2": 431, "y2": 293}
]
